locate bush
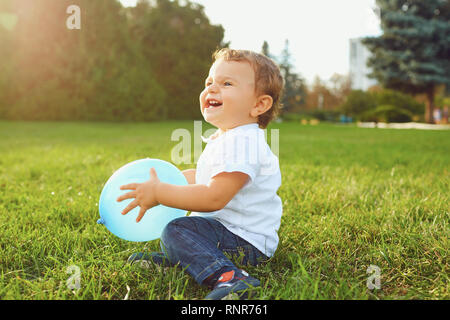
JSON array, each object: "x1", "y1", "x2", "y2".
[
  {"x1": 340, "y1": 89, "x2": 424, "y2": 121},
  {"x1": 281, "y1": 113, "x2": 304, "y2": 121},
  {"x1": 373, "y1": 89, "x2": 424, "y2": 115},
  {"x1": 361, "y1": 105, "x2": 413, "y2": 123},
  {"x1": 310, "y1": 109, "x2": 340, "y2": 122},
  {"x1": 339, "y1": 90, "x2": 377, "y2": 118},
  {"x1": 281, "y1": 110, "x2": 340, "y2": 122}
]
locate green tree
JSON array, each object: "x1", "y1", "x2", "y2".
[
  {"x1": 3, "y1": 0, "x2": 75, "y2": 120},
  {"x1": 278, "y1": 39, "x2": 307, "y2": 114},
  {"x1": 1, "y1": 0, "x2": 166, "y2": 121},
  {"x1": 0, "y1": 0, "x2": 15, "y2": 118},
  {"x1": 363, "y1": 0, "x2": 450, "y2": 123},
  {"x1": 74, "y1": 0, "x2": 166, "y2": 121},
  {"x1": 127, "y1": 0, "x2": 226, "y2": 120},
  {"x1": 0, "y1": 0, "x2": 226, "y2": 121},
  {"x1": 261, "y1": 40, "x2": 274, "y2": 60}
]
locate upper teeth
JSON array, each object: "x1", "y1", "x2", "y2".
[{"x1": 209, "y1": 100, "x2": 221, "y2": 106}]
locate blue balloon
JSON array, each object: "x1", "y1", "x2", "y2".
[{"x1": 97, "y1": 158, "x2": 188, "y2": 241}]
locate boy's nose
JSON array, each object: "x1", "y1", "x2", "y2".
[{"x1": 207, "y1": 83, "x2": 219, "y2": 93}]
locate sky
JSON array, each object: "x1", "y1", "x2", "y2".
[{"x1": 119, "y1": 0, "x2": 382, "y2": 85}]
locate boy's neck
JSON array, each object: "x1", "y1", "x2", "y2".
[
  {"x1": 206, "y1": 121, "x2": 259, "y2": 141},
  {"x1": 216, "y1": 121, "x2": 258, "y2": 137}
]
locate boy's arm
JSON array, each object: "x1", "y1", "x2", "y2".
[
  {"x1": 182, "y1": 169, "x2": 196, "y2": 184},
  {"x1": 118, "y1": 169, "x2": 249, "y2": 221},
  {"x1": 156, "y1": 171, "x2": 249, "y2": 212}
]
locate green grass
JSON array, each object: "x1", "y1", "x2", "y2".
[{"x1": 0, "y1": 120, "x2": 448, "y2": 300}]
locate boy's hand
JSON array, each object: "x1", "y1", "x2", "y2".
[{"x1": 116, "y1": 168, "x2": 160, "y2": 223}]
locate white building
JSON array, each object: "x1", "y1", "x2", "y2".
[{"x1": 349, "y1": 38, "x2": 377, "y2": 91}]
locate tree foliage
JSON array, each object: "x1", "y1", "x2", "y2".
[
  {"x1": 0, "y1": 0, "x2": 225, "y2": 121},
  {"x1": 277, "y1": 40, "x2": 307, "y2": 114},
  {"x1": 128, "y1": 0, "x2": 226, "y2": 120},
  {"x1": 363, "y1": 0, "x2": 450, "y2": 123}
]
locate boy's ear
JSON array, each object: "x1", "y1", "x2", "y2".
[{"x1": 251, "y1": 95, "x2": 273, "y2": 118}]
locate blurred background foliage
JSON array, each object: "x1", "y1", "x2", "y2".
[
  {"x1": 0, "y1": 0, "x2": 448, "y2": 123},
  {"x1": 0, "y1": 0, "x2": 225, "y2": 121}
]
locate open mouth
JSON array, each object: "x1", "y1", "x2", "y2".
[{"x1": 205, "y1": 98, "x2": 223, "y2": 109}]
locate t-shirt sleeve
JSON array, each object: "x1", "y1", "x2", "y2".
[{"x1": 208, "y1": 132, "x2": 261, "y2": 185}]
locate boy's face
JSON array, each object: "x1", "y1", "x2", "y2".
[{"x1": 200, "y1": 59, "x2": 258, "y2": 130}]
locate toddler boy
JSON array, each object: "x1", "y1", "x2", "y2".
[{"x1": 118, "y1": 48, "x2": 284, "y2": 299}]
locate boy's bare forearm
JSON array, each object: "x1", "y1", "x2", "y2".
[{"x1": 155, "y1": 182, "x2": 220, "y2": 212}]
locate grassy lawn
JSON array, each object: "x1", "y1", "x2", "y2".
[{"x1": 0, "y1": 120, "x2": 448, "y2": 300}]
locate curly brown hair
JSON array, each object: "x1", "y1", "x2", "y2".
[{"x1": 212, "y1": 48, "x2": 284, "y2": 129}]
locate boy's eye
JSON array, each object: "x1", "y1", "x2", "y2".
[{"x1": 205, "y1": 81, "x2": 232, "y2": 87}]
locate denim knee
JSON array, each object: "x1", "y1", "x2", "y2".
[{"x1": 161, "y1": 217, "x2": 189, "y2": 249}]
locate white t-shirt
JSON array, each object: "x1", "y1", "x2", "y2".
[{"x1": 190, "y1": 122, "x2": 283, "y2": 257}]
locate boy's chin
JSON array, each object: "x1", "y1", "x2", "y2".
[
  {"x1": 202, "y1": 114, "x2": 216, "y2": 123},
  {"x1": 203, "y1": 118, "x2": 223, "y2": 129}
]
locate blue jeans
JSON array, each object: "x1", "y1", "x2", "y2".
[{"x1": 160, "y1": 216, "x2": 268, "y2": 285}]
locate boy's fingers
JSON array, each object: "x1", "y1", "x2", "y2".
[
  {"x1": 120, "y1": 183, "x2": 139, "y2": 190},
  {"x1": 136, "y1": 207, "x2": 147, "y2": 223},
  {"x1": 121, "y1": 199, "x2": 138, "y2": 216},
  {"x1": 116, "y1": 191, "x2": 136, "y2": 202}
]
